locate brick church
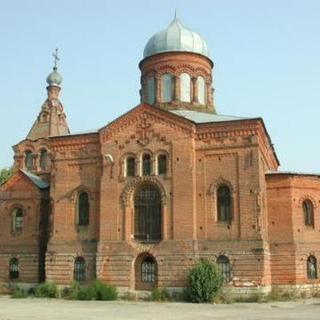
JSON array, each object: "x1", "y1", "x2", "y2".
[{"x1": 1, "y1": 15, "x2": 320, "y2": 295}]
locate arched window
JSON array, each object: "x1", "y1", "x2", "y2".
[
  {"x1": 303, "y1": 200, "x2": 314, "y2": 226},
  {"x1": 74, "y1": 257, "x2": 86, "y2": 282},
  {"x1": 77, "y1": 192, "x2": 89, "y2": 226},
  {"x1": 197, "y1": 76, "x2": 206, "y2": 105},
  {"x1": 161, "y1": 74, "x2": 173, "y2": 103},
  {"x1": 135, "y1": 253, "x2": 157, "y2": 290},
  {"x1": 217, "y1": 185, "x2": 232, "y2": 222},
  {"x1": 307, "y1": 256, "x2": 317, "y2": 279},
  {"x1": 217, "y1": 255, "x2": 231, "y2": 283},
  {"x1": 142, "y1": 154, "x2": 151, "y2": 176},
  {"x1": 39, "y1": 149, "x2": 48, "y2": 171},
  {"x1": 126, "y1": 157, "x2": 135, "y2": 177},
  {"x1": 12, "y1": 208, "x2": 23, "y2": 233},
  {"x1": 146, "y1": 77, "x2": 155, "y2": 104},
  {"x1": 180, "y1": 73, "x2": 191, "y2": 102},
  {"x1": 24, "y1": 150, "x2": 33, "y2": 171},
  {"x1": 157, "y1": 154, "x2": 167, "y2": 175},
  {"x1": 9, "y1": 258, "x2": 19, "y2": 280},
  {"x1": 134, "y1": 185, "x2": 161, "y2": 242}
]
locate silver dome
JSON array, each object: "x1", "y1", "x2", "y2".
[
  {"x1": 46, "y1": 67, "x2": 62, "y2": 86},
  {"x1": 143, "y1": 16, "x2": 210, "y2": 59}
]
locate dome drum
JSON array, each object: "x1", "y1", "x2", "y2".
[{"x1": 139, "y1": 51, "x2": 215, "y2": 113}]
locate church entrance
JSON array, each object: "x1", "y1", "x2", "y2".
[{"x1": 134, "y1": 184, "x2": 161, "y2": 242}]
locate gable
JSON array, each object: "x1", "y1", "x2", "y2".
[{"x1": 99, "y1": 104, "x2": 195, "y2": 143}]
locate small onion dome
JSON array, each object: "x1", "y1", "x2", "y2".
[
  {"x1": 46, "y1": 67, "x2": 62, "y2": 87},
  {"x1": 143, "y1": 15, "x2": 210, "y2": 59}
]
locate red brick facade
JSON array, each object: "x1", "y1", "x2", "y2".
[{"x1": 1, "y1": 21, "x2": 320, "y2": 295}]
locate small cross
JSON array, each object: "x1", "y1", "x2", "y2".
[
  {"x1": 52, "y1": 48, "x2": 60, "y2": 69},
  {"x1": 137, "y1": 116, "x2": 151, "y2": 145}
]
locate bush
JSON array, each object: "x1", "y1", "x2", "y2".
[
  {"x1": 11, "y1": 287, "x2": 28, "y2": 299},
  {"x1": 90, "y1": 280, "x2": 118, "y2": 301},
  {"x1": 35, "y1": 282, "x2": 59, "y2": 298},
  {"x1": 185, "y1": 259, "x2": 223, "y2": 303},
  {"x1": 151, "y1": 288, "x2": 170, "y2": 302},
  {"x1": 62, "y1": 280, "x2": 118, "y2": 301}
]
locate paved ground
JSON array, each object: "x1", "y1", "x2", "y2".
[{"x1": 1, "y1": 296, "x2": 320, "y2": 320}]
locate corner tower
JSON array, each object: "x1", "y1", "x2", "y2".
[
  {"x1": 139, "y1": 15, "x2": 215, "y2": 113},
  {"x1": 27, "y1": 50, "x2": 69, "y2": 140}
]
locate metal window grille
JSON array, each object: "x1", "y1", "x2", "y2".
[
  {"x1": 9, "y1": 258, "x2": 19, "y2": 280},
  {"x1": 217, "y1": 255, "x2": 231, "y2": 283},
  {"x1": 74, "y1": 257, "x2": 86, "y2": 282},
  {"x1": 134, "y1": 185, "x2": 161, "y2": 242},
  {"x1": 141, "y1": 257, "x2": 156, "y2": 283},
  {"x1": 307, "y1": 256, "x2": 317, "y2": 279}
]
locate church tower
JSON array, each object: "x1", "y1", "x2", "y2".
[
  {"x1": 139, "y1": 14, "x2": 215, "y2": 113},
  {"x1": 12, "y1": 50, "x2": 69, "y2": 176}
]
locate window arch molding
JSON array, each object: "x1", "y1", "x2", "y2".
[
  {"x1": 208, "y1": 177, "x2": 235, "y2": 223},
  {"x1": 298, "y1": 195, "x2": 317, "y2": 209},
  {"x1": 134, "y1": 252, "x2": 158, "y2": 290},
  {"x1": 70, "y1": 185, "x2": 94, "y2": 204},
  {"x1": 121, "y1": 176, "x2": 167, "y2": 207}
]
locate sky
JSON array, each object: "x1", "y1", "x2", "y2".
[{"x1": 0, "y1": 0, "x2": 319, "y2": 172}]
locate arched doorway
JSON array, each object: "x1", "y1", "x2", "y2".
[
  {"x1": 135, "y1": 253, "x2": 157, "y2": 290},
  {"x1": 134, "y1": 184, "x2": 161, "y2": 242}
]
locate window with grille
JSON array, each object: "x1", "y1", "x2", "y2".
[
  {"x1": 217, "y1": 185, "x2": 232, "y2": 222},
  {"x1": 134, "y1": 185, "x2": 161, "y2": 242},
  {"x1": 142, "y1": 154, "x2": 151, "y2": 176},
  {"x1": 147, "y1": 77, "x2": 155, "y2": 104},
  {"x1": 77, "y1": 192, "x2": 89, "y2": 226},
  {"x1": 9, "y1": 258, "x2": 19, "y2": 280},
  {"x1": 74, "y1": 257, "x2": 86, "y2": 282},
  {"x1": 157, "y1": 155, "x2": 167, "y2": 175},
  {"x1": 307, "y1": 256, "x2": 317, "y2": 279},
  {"x1": 141, "y1": 256, "x2": 156, "y2": 283},
  {"x1": 217, "y1": 255, "x2": 231, "y2": 283},
  {"x1": 126, "y1": 157, "x2": 135, "y2": 177},
  {"x1": 303, "y1": 200, "x2": 314, "y2": 227}
]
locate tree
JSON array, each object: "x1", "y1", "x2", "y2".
[{"x1": 0, "y1": 167, "x2": 13, "y2": 185}]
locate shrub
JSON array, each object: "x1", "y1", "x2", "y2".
[
  {"x1": 185, "y1": 259, "x2": 223, "y2": 303},
  {"x1": 90, "y1": 280, "x2": 118, "y2": 301},
  {"x1": 62, "y1": 280, "x2": 118, "y2": 301},
  {"x1": 151, "y1": 288, "x2": 171, "y2": 302},
  {"x1": 11, "y1": 287, "x2": 28, "y2": 299},
  {"x1": 35, "y1": 282, "x2": 59, "y2": 298}
]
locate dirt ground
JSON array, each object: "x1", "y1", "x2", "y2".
[{"x1": 1, "y1": 296, "x2": 320, "y2": 320}]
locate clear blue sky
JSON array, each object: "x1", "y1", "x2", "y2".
[{"x1": 1, "y1": 0, "x2": 319, "y2": 172}]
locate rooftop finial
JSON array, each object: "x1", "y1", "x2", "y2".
[{"x1": 52, "y1": 48, "x2": 60, "y2": 70}]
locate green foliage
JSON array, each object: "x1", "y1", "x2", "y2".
[
  {"x1": 151, "y1": 288, "x2": 171, "y2": 302},
  {"x1": 0, "y1": 167, "x2": 12, "y2": 185},
  {"x1": 11, "y1": 287, "x2": 28, "y2": 299},
  {"x1": 62, "y1": 280, "x2": 118, "y2": 301},
  {"x1": 185, "y1": 259, "x2": 223, "y2": 303},
  {"x1": 35, "y1": 282, "x2": 59, "y2": 298}
]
